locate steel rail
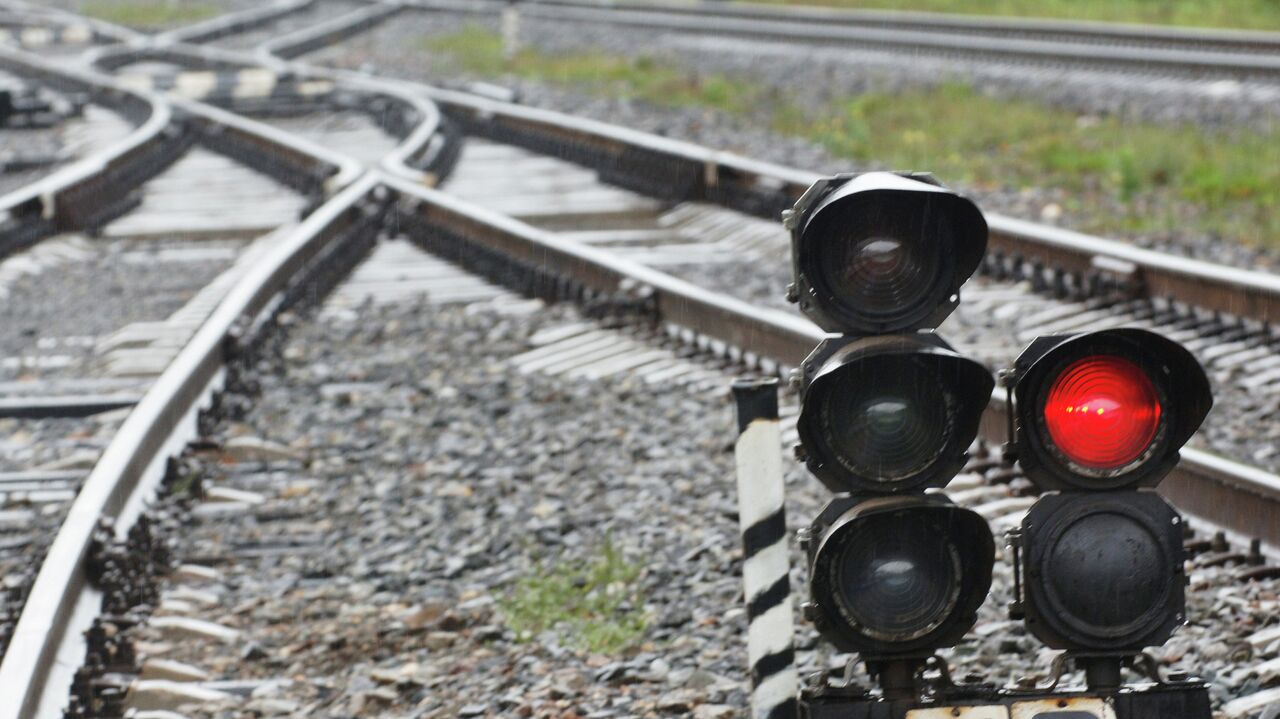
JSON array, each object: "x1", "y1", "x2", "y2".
[
  {"x1": 228, "y1": 0, "x2": 1280, "y2": 326},
  {"x1": 0, "y1": 16, "x2": 451, "y2": 710},
  {"x1": 0, "y1": 10, "x2": 448, "y2": 715},
  {"x1": 0, "y1": 47, "x2": 183, "y2": 258},
  {"x1": 260, "y1": 1, "x2": 403, "y2": 61},
  {"x1": 253, "y1": 6, "x2": 454, "y2": 183},
  {"x1": 90, "y1": 43, "x2": 364, "y2": 190},
  {"x1": 383, "y1": 173, "x2": 1280, "y2": 557},
  {"x1": 156, "y1": 0, "x2": 318, "y2": 45},
  {"x1": 0, "y1": 20, "x2": 386, "y2": 713},
  {"x1": 226, "y1": 0, "x2": 1280, "y2": 546},
  {"x1": 0, "y1": 176, "x2": 380, "y2": 719},
  {"x1": 402, "y1": 0, "x2": 1280, "y2": 79},
  {"x1": 171, "y1": 94, "x2": 364, "y2": 194},
  {"x1": 386, "y1": 171, "x2": 823, "y2": 363},
  {"x1": 92, "y1": 33, "x2": 448, "y2": 184},
  {"x1": 0, "y1": 114, "x2": 381, "y2": 719},
  {"x1": 414, "y1": 89, "x2": 1280, "y2": 325},
  {"x1": 531, "y1": 0, "x2": 1280, "y2": 55}
]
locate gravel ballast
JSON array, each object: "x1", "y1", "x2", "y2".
[
  {"x1": 130, "y1": 288, "x2": 1279, "y2": 718},
  {"x1": 0, "y1": 239, "x2": 235, "y2": 383}
]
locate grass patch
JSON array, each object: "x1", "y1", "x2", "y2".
[
  {"x1": 426, "y1": 26, "x2": 1280, "y2": 248},
  {"x1": 742, "y1": 0, "x2": 1280, "y2": 31},
  {"x1": 80, "y1": 1, "x2": 218, "y2": 29},
  {"x1": 775, "y1": 83, "x2": 1280, "y2": 242},
  {"x1": 422, "y1": 27, "x2": 767, "y2": 115},
  {"x1": 500, "y1": 538, "x2": 648, "y2": 653}
]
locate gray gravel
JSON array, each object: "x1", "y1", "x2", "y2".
[
  {"x1": 0, "y1": 239, "x2": 235, "y2": 383},
  {"x1": 0, "y1": 412, "x2": 124, "y2": 472},
  {"x1": 128, "y1": 294, "x2": 1279, "y2": 717},
  {"x1": 304, "y1": 10, "x2": 1280, "y2": 274}
]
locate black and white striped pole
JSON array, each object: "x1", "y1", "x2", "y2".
[{"x1": 732, "y1": 377, "x2": 798, "y2": 719}]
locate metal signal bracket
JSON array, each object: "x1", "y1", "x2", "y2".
[{"x1": 1006, "y1": 527, "x2": 1025, "y2": 622}]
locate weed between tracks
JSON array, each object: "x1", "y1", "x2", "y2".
[
  {"x1": 501, "y1": 538, "x2": 649, "y2": 654},
  {"x1": 80, "y1": 1, "x2": 217, "y2": 29},
  {"x1": 744, "y1": 0, "x2": 1280, "y2": 32},
  {"x1": 425, "y1": 26, "x2": 1280, "y2": 250}
]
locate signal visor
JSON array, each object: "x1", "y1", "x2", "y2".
[
  {"x1": 789, "y1": 172, "x2": 987, "y2": 334},
  {"x1": 1010, "y1": 328, "x2": 1212, "y2": 492},
  {"x1": 797, "y1": 333, "x2": 994, "y2": 494}
]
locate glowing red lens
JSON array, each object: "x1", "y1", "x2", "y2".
[{"x1": 1043, "y1": 356, "x2": 1162, "y2": 470}]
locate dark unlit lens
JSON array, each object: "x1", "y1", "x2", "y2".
[
  {"x1": 815, "y1": 198, "x2": 948, "y2": 325},
  {"x1": 819, "y1": 358, "x2": 949, "y2": 483},
  {"x1": 835, "y1": 514, "x2": 960, "y2": 641},
  {"x1": 1047, "y1": 512, "x2": 1167, "y2": 631}
]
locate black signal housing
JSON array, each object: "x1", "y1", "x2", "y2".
[
  {"x1": 796, "y1": 333, "x2": 994, "y2": 494},
  {"x1": 788, "y1": 172, "x2": 987, "y2": 334},
  {"x1": 1010, "y1": 328, "x2": 1212, "y2": 492},
  {"x1": 806, "y1": 494, "x2": 994, "y2": 658},
  {"x1": 1016, "y1": 491, "x2": 1186, "y2": 652},
  {"x1": 787, "y1": 171, "x2": 998, "y2": 702}
]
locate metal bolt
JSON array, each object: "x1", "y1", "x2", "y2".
[{"x1": 801, "y1": 601, "x2": 819, "y2": 622}]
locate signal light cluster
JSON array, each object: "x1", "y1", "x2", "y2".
[
  {"x1": 787, "y1": 172, "x2": 995, "y2": 681},
  {"x1": 786, "y1": 172, "x2": 1214, "y2": 719},
  {"x1": 1007, "y1": 328, "x2": 1212, "y2": 684}
]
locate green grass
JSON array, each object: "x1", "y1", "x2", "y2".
[
  {"x1": 742, "y1": 0, "x2": 1280, "y2": 31},
  {"x1": 500, "y1": 538, "x2": 648, "y2": 654},
  {"x1": 774, "y1": 83, "x2": 1280, "y2": 242},
  {"x1": 425, "y1": 27, "x2": 764, "y2": 115},
  {"x1": 80, "y1": 1, "x2": 218, "y2": 29},
  {"x1": 425, "y1": 26, "x2": 1280, "y2": 249}
]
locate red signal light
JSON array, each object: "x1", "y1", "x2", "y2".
[{"x1": 1043, "y1": 355, "x2": 1162, "y2": 470}]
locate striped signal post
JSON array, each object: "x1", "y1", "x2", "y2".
[{"x1": 731, "y1": 377, "x2": 798, "y2": 719}]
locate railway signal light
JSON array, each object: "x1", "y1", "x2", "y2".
[
  {"x1": 796, "y1": 334, "x2": 993, "y2": 494},
  {"x1": 1007, "y1": 328, "x2": 1212, "y2": 691},
  {"x1": 804, "y1": 494, "x2": 994, "y2": 658},
  {"x1": 783, "y1": 174, "x2": 1214, "y2": 716},
  {"x1": 1009, "y1": 328, "x2": 1212, "y2": 492},
  {"x1": 788, "y1": 171, "x2": 987, "y2": 334},
  {"x1": 786, "y1": 172, "x2": 996, "y2": 699},
  {"x1": 1016, "y1": 492, "x2": 1186, "y2": 654}
]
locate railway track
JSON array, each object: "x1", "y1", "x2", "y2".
[
  {"x1": 0, "y1": 2, "x2": 1278, "y2": 717},
  {"x1": 527, "y1": 0, "x2": 1280, "y2": 57},
  {"x1": 405, "y1": 0, "x2": 1280, "y2": 82}
]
